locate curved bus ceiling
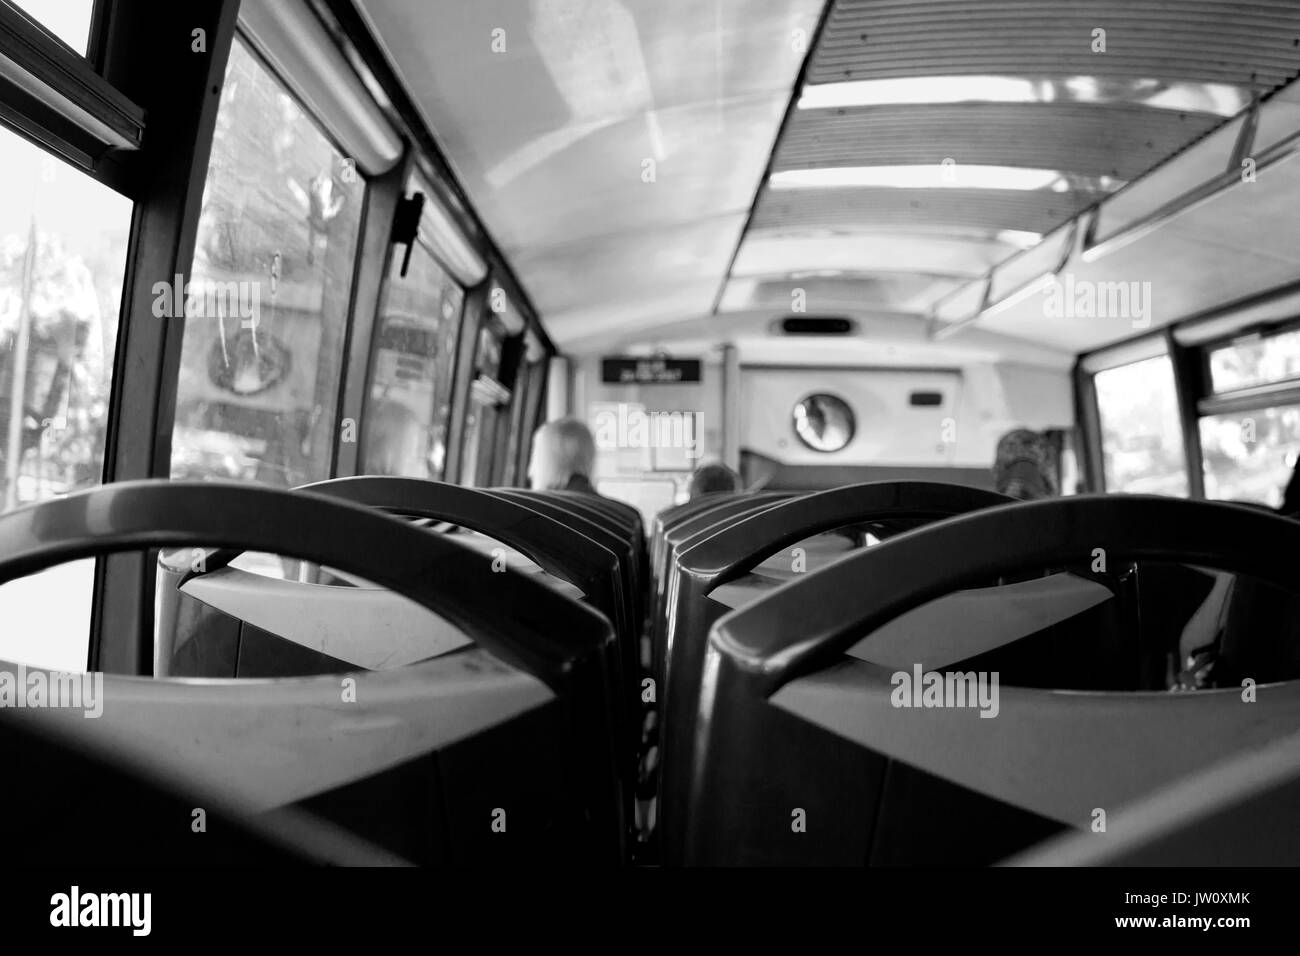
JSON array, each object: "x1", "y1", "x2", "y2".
[
  {"x1": 356, "y1": 0, "x2": 823, "y2": 343},
  {"x1": 357, "y1": 0, "x2": 1300, "y2": 356}
]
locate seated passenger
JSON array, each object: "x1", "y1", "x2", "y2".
[
  {"x1": 528, "y1": 417, "x2": 601, "y2": 494},
  {"x1": 992, "y1": 428, "x2": 1058, "y2": 501},
  {"x1": 687, "y1": 461, "x2": 741, "y2": 500}
]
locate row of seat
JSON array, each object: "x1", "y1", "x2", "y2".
[
  {"x1": 5, "y1": 476, "x2": 1300, "y2": 865},
  {"x1": 648, "y1": 482, "x2": 1017, "y2": 859},
  {"x1": 646, "y1": 485, "x2": 1300, "y2": 865},
  {"x1": 2, "y1": 478, "x2": 650, "y2": 865}
]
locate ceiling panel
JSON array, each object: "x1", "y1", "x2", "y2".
[
  {"x1": 1098, "y1": 82, "x2": 1300, "y2": 239},
  {"x1": 753, "y1": 186, "x2": 1094, "y2": 234},
  {"x1": 357, "y1": 0, "x2": 822, "y2": 341},
  {"x1": 542, "y1": 278, "x2": 729, "y2": 345},
  {"x1": 732, "y1": 231, "x2": 1018, "y2": 279},
  {"x1": 721, "y1": 273, "x2": 965, "y2": 314},
  {"x1": 810, "y1": 1, "x2": 1300, "y2": 87},
  {"x1": 478, "y1": 94, "x2": 785, "y2": 251},
  {"x1": 359, "y1": 0, "x2": 1300, "y2": 351},
  {"x1": 512, "y1": 214, "x2": 748, "y2": 315},
  {"x1": 954, "y1": 151, "x2": 1300, "y2": 352},
  {"x1": 721, "y1": 0, "x2": 1300, "y2": 352},
  {"x1": 775, "y1": 103, "x2": 1221, "y2": 180}
]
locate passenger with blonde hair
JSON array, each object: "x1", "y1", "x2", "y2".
[{"x1": 528, "y1": 417, "x2": 600, "y2": 494}]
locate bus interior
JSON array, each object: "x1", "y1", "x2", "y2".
[{"x1": 3, "y1": 0, "x2": 1300, "y2": 869}]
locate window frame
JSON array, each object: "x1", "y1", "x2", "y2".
[
  {"x1": 1166, "y1": 327, "x2": 1207, "y2": 500},
  {"x1": 0, "y1": 1, "x2": 144, "y2": 174},
  {"x1": 2, "y1": 0, "x2": 557, "y2": 674},
  {"x1": 355, "y1": 198, "x2": 474, "y2": 482},
  {"x1": 514, "y1": 355, "x2": 550, "y2": 487},
  {"x1": 1192, "y1": 318, "x2": 1300, "y2": 505},
  {"x1": 1071, "y1": 358, "x2": 1104, "y2": 493},
  {"x1": 333, "y1": 154, "x2": 410, "y2": 478},
  {"x1": 1083, "y1": 338, "x2": 1193, "y2": 497},
  {"x1": 461, "y1": 303, "x2": 531, "y2": 487},
  {"x1": 168, "y1": 28, "x2": 376, "y2": 491},
  {"x1": 0, "y1": 0, "x2": 248, "y2": 674},
  {"x1": 1077, "y1": 281, "x2": 1300, "y2": 504},
  {"x1": 500, "y1": 358, "x2": 532, "y2": 487},
  {"x1": 1199, "y1": 316, "x2": 1300, "y2": 407}
]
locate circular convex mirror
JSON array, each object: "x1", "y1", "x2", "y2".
[{"x1": 792, "y1": 392, "x2": 856, "y2": 453}]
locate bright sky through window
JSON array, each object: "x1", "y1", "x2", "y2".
[{"x1": 12, "y1": 0, "x2": 94, "y2": 54}]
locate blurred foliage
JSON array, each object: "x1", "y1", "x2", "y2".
[{"x1": 1, "y1": 231, "x2": 118, "y2": 503}]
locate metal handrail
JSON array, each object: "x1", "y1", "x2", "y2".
[
  {"x1": 1082, "y1": 123, "x2": 1300, "y2": 264},
  {"x1": 930, "y1": 216, "x2": 1080, "y2": 340}
]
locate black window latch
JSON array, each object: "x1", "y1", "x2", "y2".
[{"x1": 391, "y1": 191, "x2": 425, "y2": 277}]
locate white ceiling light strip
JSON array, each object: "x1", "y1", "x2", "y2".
[
  {"x1": 798, "y1": 75, "x2": 1250, "y2": 117},
  {"x1": 771, "y1": 165, "x2": 1122, "y2": 193}
]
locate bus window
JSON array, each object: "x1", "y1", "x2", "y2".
[
  {"x1": 1209, "y1": 329, "x2": 1300, "y2": 394},
  {"x1": 1200, "y1": 328, "x2": 1300, "y2": 506},
  {"x1": 12, "y1": 0, "x2": 95, "y2": 55},
  {"x1": 362, "y1": 237, "x2": 464, "y2": 479},
  {"x1": 170, "y1": 37, "x2": 363, "y2": 489},
  {"x1": 0, "y1": 124, "x2": 131, "y2": 670},
  {"x1": 474, "y1": 322, "x2": 504, "y2": 382},
  {"x1": 500, "y1": 360, "x2": 536, "y2": 486},
  {"x1": 1201, "y1": 405, "x2": 1300, "y2": 507},
  {"x1": 517, "y1": 358, "x2": 547, "y2": 473},
  {"x1": 1094, "y1": 354, "x2": 1188, "y2": 496},
  {"x1": 460, "y1": 320, "x2": 510, "y2": 486},
  {"x1": 461, "y1": 386, "x2": 509, "y2": 487}
]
